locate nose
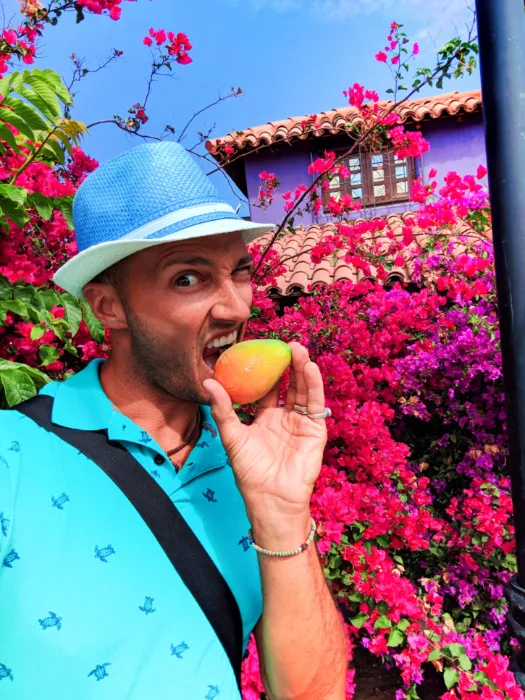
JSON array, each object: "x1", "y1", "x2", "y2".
[{"x1": 209, "y1": 277, "x2": 251, "y2": 326}]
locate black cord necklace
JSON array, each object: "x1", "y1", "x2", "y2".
[{"x1": 165, "y1": 410, "x2": 201, "y2": 469}]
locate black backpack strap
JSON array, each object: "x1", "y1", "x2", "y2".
[{"x1": 14, "y1": 394, "x2": 244, "y2": 692}]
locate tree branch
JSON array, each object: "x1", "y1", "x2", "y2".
[
  {"x1": 177, "y1": 89, "x2": 242, "y2": 144},
  {"x1": 86, "y1": 119, "x2": 164, "y2": 140}
]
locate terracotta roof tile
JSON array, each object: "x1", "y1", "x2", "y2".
[
  {"x1": 252, "y1": 212, "x2": 491, "y2": 296},
  {"x1": 207, "y1": 90, "x2": 482, "y2": 158}
]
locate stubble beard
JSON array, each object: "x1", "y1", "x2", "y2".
[{"x1": 124, "y1": 307, "x2": 208, "y2": 406}]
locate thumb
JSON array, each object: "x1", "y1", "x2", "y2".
[{"x1": 202, "y1": 378, "x2": 244, "y2": 448}]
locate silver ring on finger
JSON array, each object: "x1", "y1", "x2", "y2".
[
  {"x1": 293, "y1": 404, "x2": 309, "y2": 415},
  {"x1": 307, "y1": 407, "x2": 332, "y2": 420}
]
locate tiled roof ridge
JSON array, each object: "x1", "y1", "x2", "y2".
[
  {"x1": 251, "y1": 214, "x2": 492, "y2": 296},
  {"x1": 206, "y1": 89, "x2": 482, "y2": 156}
]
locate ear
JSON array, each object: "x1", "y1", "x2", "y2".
[{"x1": 82, "y1": 282, "x2": 128, "y2": 331}]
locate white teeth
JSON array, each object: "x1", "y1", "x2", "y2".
[{"x1": 206, "y1": 330, "x2": 238, "y2": 350}]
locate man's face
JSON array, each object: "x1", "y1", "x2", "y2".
[{"x1": 107, "y1": 231, "x2": 254, "y2": 405}]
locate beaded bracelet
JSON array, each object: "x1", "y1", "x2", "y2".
[{"x1": 248, "y1": 517, "x2": 317, "y2": 557}]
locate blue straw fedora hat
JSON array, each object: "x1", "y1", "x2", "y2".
[{"x1": 53, "y1": 141, "x2": 274, "y2": 298}]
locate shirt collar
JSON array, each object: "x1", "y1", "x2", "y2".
[
  {"x1": 41, "y1": 359, "x2": 227, "y2": 484},
  {"x1": 42, "y1": 359, "x2": 112, "y2": 431}
]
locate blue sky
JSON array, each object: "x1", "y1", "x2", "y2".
[{"x1": 5, "y1": 0, "x2": 480, "y2": 212}]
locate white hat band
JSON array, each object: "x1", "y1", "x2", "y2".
[{"x1": 120, "y1": 202, "x2": 237, "y2": 241}]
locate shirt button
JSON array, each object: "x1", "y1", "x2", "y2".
[{"x1": 154, "y1": 454, "x2": 165, "y2": 465}]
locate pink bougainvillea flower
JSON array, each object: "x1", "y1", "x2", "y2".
[{"x1": 477, "y1": 164, "x2": 488, "y2": 179}]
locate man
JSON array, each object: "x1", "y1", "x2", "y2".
[{"x1": 0, "y1": 142, "x2": 348, "y2": 699}]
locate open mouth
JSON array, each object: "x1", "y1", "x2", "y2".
[{"x1": 202, "y1": 330, "x2": 239, "y2": 371}]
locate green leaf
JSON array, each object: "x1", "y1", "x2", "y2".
[
  {"x1": 0, "y1": 275, "x2": 11, "y2": 299},
  {"x1": 0, "y1": 183, "x2": 28, "y2": 207},
  {"x1": 61, "y1": 293, "x2": 82, "y2": 337},
  {"x1": 459, "y1": 654, "x2": 472, "y2": 671},
  {"x1": 45, "y1": 312, "x2": 66, "y2": 341},
  {"x1": 33, "y1": 69, "x2": 72, "y2": 105},
  {"x1": 58, "y1": 196, "x2": 73, "y2": 230},
  {"x1": 29, "y1": 192, "x2": 53, "y2": 220},
  {"x1": 0, "y1": 368, "x2": 37, "y2": 407},
  {"x1": 444, "y1": 669, "x2": 460, "y2": 690},
  {"x1": 376, "y1": 534, "x2": 390, "y2": 547},
  {"x1": 0, "y1": 360, "x2": 50, "y2": 388},
  {"x1": 0, "y1": 74, "x2": 14, "y2": 97},
  {"x1": 81, "y1": 300, "x2": 105, "y2": 343},
  {"x1": 3, "y1": 97, "x2": 49, "y2": 131},
  {"x1": 64, "y1": 339, "x2": 78, "y2": 356},
  {"x1": 10, "y1": 72, "x2": 25, "y2": 93},
  {"x1": 397, "y1": 618, "x2": 410, "y2": 632},
  {"x1": 0, "y1": 121, "x2": 20, "y2": 152},
  {"x1": 25, "y1": 76, "x2": 61, "y2": 117},
  {"x1": 349, "y1": 612, "x2": 369, "y2": 629},
  {"x1": 443, "y1": 643, "x2": 466, "y2": 659},
  {"x1": 0, "y1": 198, "x2": 29, "y2": 229},
  {"x1": 18, "y1": 85, "x2": 57, "y2": 122},
  {"x1": 387, "y1": 628, "x2": 404, "y2": 647},
  {"x1": 26, "y1": 300, "x2": 48, "y2": 323},
  {"x1": 1, "y1": 298, "x2": 28, "y2": 318},
  {"x1": 39, "y1": 344, "x2": 60, "y2": 366},
  {"x1": 41, "y1": 137, "x2": 65, "y2": 164},
  {"x1": 428, "y1": 649, "x2": 442, "y2": 661},
  {"x1": 14, "y1": 285, "x2": 44, "y2": 317},
  {"x1": 38, "y1": 289, "x2": 60, "y2": 311},
  {"x1": 0, "y1": 107, "x2": 35, "y2": 141},
  {"x1": 30, "y1": 324, "x2": 46, "y2": 340},
  {"x1": 51, "y1": 128, "x2": 74, "y2": 154},
  {"x1": 473, "y1": 671, "x2": 489, "y2": 684},
  {"x1": 374, "y1": 615, "x2": 392, "y2": 629}
]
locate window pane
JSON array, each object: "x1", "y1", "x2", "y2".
[
  {"x1": 348, "y1": 157, "x2": 360, "y2": 169},
  {"x1": 396, "y1": 165, "x2": 407, "y2": 179},
  {"x1": 331, "y1": 190, "x2": 341, "y2": 201},
  {"x1": 374, "y1": 184, "x2": 386, "y2": 197},
  {"x1": 373, "y1": 168, "x2": 385, "y2": 182},
  {"x1": 397, "y1": 181, "x2": 408, "y2": 194},
  {"x1": 330, "y1": 175, "x2": 341, "y2": 190},
  {"x1": 371, "y1": 154, "x2": 383, "y2": 166},
  {"x1": 352, "y1": 187, "x2": 363, "y2": 199},
  {"x1": 350, "y1": 172, "x2": 362, "y2": 185}
]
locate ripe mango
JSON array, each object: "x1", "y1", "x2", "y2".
[{"x1": 214, "y1": 339, "x2": 292, "y2": 405}]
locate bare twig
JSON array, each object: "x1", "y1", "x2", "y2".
[
  {"x1": 66, "y1": 51, "x2": 121, "y2": 93},
  {"x1": 86, "y1": 119, "x2": 164, "y2": 141},
  {"x1": 177, "y1": 89, "x2": 242, "y2": 145},
  {"x1": 191, "y1": 149, "x2": 248, "y2": 208},
  {"x1": 188, "y1": 125, "x2": 216, "y2": 152}
]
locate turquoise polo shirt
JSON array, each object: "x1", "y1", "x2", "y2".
[{"x1": 0, "y1": 359, "x2": 263, "y2": 700}]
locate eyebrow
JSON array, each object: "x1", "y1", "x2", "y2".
[{"x1": 160, "y1": 254, "x2": 254, "y2": 270}]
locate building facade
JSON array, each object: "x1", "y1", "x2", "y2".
[{"x1": 207, "y1": 90, "x2": 486, "y2": 304}]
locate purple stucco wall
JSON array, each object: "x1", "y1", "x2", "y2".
[
  {"x1": 244, "y1": 112, "x2": 487, "y2": 224},
  {"x1": 420, "y1": 113, "x2": 487, "y2": 187},
  {"x1": 244, "y1": 142, "x2": 313, "y2": 225}
]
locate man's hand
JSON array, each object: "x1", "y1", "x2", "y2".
[
  {"x1": 205, "y1": 342, "x2": 349, "y2": 698},
  {"x1": 203, "y1": 342, "x2": 327, "y2": 523}
]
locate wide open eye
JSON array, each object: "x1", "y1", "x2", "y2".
[{"x1": 175, "y1": 273, "x2": 200, "y2": 287}]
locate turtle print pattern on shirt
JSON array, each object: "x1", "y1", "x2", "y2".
[{"x1": 0, "y1": 359, "x2": 263, "y2": 700}]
